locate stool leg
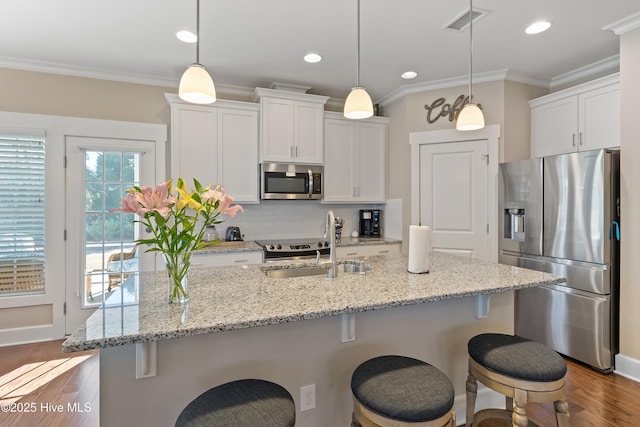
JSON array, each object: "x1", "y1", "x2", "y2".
[
  {"x1": 465, "y1": 372, "x2": 478, "y2": 427},
  {"x1": 512, "y1": 389, "x2": 528, "y2": 427},
  {"x1": 554, "y1": 399, "x2": 570, "y2": 427},
  {"x1": 351, "y1": 411, "x2": 360, "y2": 427}
]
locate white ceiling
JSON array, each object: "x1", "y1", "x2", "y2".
[{"x1": 2, "y1": 0, "x2": 639, "y2": 104}]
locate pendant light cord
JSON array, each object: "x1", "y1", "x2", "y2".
[
  {"x1": 468, "y1": 0, "x2": 473, "y2": 101},
  {"x1": 356, "y1": 0, "x2": 361, "y2": 87},
  {"x1": 196, "y1": 0, "x2": 201, "y2": 64}
]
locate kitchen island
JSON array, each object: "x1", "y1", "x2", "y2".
[{"x1": 63, "y1": 252, "x2": 563, "y2": 426}]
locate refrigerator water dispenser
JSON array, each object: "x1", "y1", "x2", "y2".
[{"x1": 504, "y1": 208, "x2": 525, "y2": 241}]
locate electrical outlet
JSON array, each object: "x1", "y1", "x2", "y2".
[{"x1": 300, "y1": 384, "x2": 316, "y2": 411}]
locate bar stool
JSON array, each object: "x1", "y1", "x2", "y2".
[
  {"x1": 175, "y1": 379, "x2": 295, "y2": 427},
  {"x1": 351, "y1": 355, "x2": 456, "y2": 426},
  {"x1": 465, "y1": 333, "x2": 569, "y2": 427}
]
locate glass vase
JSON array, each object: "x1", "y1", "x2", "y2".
[{"x1": 164, "y1": 251, "x2": 192, "y2": 304}]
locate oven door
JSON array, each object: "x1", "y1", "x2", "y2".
[{"x1": 261, "y1": 163, "x2": 323, "y2": 200}]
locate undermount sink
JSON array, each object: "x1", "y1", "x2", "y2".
[{"x1": 262, "y1": 260, "x2": 373, "y2": 279}]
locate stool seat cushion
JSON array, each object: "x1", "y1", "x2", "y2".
[
  {"x1": 468, "y1": 333, "x2": 567, "y2": 382},
  {"x1": 175, "y1": 379, "x2": 295, "y2": 427},
  {"x1": 351, "y1": 355, "x2": 454, "y2": 423}
]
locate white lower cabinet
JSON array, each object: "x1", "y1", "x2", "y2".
[
  {"x1": 166, "y1": 94, "x2": 259, "y2": 203},
  {"x1": 324, "y1": 113, "x2": 388, "y2": 203},
  {"x1": 192, "y1": 251, "x2": 263, "y2": 268},
  {"x1": 337, "y1": 244, "x2": 400, "y2": 258}
]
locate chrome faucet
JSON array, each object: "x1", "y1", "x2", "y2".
[{"x1": 316, "y1": 210, "x2": 337, "y2": 278}]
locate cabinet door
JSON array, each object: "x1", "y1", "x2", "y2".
[
  {"x1": 324, "y1": 119, "x2": 357, "y2": 202},
  {"x1": 531, "y1": 96, "x2": 578, "y2": 158},
  {"x1": 218, "y1": 108, "x2": 259, "y2": 203},
  {"x1": 295, "y1": 101, "x2": 324, "y2": 164},
  {"x1": 356, "y1": 123, "x2": 386, "y2": 202},
  {"x1": 261, "y1": 97, "x2": 295, "y2": 162},
  {"x1": 579, "y1": 85, "x2": 620, "y2": 151},
  {"x1": 171, "y1": 105, "x2": 217, "y2": 186}
]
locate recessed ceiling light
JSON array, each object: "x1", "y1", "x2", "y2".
[
  {"x1": 525, "y1": 21, "x2": 551, "y2": 35},
  {"x1": 401, "y1": 71, "x2": 418, "y2": 79},
  {"x1": 176, "y1": 30, "x2": 197, "y2": 43},
  {"x1": 304, "y1": 53, "x2": 322, "y2": 63}
]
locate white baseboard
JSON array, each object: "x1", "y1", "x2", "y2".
[
  {"x1": 453, "y1": 384, "x2": 505, "y2": 426},
  {"x1": 0, "y1": 325, "x2": 58, "y2": 347},
  {"x1": 615, "y1": 353, "x2": 640, "y2": 383}
]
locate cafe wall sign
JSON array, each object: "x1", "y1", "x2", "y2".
[{"x1": 424, "y1": 95, "x2": 482, "y2": 124}]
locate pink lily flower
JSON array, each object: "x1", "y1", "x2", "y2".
[{"x1": 136, "y1": 180, "x2": 176, "y2": 217}]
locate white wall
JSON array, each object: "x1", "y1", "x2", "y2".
[{"x1": 618, "y1": 26, "x2": 640, "y2": 373}]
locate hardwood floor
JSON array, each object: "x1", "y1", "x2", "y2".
[
  {"x1": 0, "y1": 340, "x2": 98, "y2": 427},
  {"x1": 1, "y1": 340, "x2": 640, "y2": 426}
]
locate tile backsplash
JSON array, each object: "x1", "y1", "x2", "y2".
[{"x1": 217, "y1": 200, "x2": 391, "y2": 241}]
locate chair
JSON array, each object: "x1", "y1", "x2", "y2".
[
  {"x1": 465, "y1": 333, "x2": 569, "y2": 427},
  {"x1": 107, "y1": 244, "x2": 137, "y2": 291},
  {"x1": 175, "y1": 379, "x2": 295, "y2": 427},
  {"x1": 351, "y1": 355, "x2": 456, "y2": 427}
]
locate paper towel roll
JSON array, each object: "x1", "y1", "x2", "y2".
[{"x1": 408, "y1": 225, "x2": 430, "y2": 273}]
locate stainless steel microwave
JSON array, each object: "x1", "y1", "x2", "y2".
[{"x1": 261, "y1": 163, "x2": 323, "y2": 200}]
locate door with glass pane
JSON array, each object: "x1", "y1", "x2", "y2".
[{"x1": 65, "y1": 137, "x2": 157, "y2": 333}]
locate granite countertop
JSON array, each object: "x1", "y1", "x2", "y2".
[{"x1": 63, "y1": 252, "x2": 564, "y2": 352}]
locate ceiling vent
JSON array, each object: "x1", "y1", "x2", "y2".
[{"x1": 443, "y1": 7, "x2": 490, "y2": 32}]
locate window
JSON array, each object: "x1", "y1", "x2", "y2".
[{"x1": 0, "y1": 135, "x2": 45, "y2": 295}]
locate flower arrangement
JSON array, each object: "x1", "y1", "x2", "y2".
[{"x1": 111, "y1": 178, "x2": 242, "y2": 303}]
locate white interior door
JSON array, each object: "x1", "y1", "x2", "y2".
[
  {"x1": 418, "y1": 140, "x2": 488, "y2": 259},
  {"x1": 65, "y1": 137, "x2": 158, "y2": 334},
  {"x1": 410, "y1": 126, "x2": 501, "y2": 263}
]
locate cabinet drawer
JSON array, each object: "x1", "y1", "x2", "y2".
[
  {"x1": 192, "y1": 251, "x2": 263, "y2": 268},
  {"x1": 336, "y1": 244, "x2": 400, "y2": 258}
]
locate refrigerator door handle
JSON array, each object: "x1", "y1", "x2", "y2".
[{"x1": 609, "y1": 221, "x2": 620, "y2": 241}]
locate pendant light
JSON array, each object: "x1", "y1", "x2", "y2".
[
  {"x1": 344, "y1": 0, "x2": 374, "y2": 119},
  {"x1": 456, "y1": 0, "x2": 484, "y2": 131},
  {"x1": 179, "y1": 0, "x2": 216, "y2": 104}
]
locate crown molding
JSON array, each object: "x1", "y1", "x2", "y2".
[
  {"x1": 0, "y1": 56, "x2": 177, "y2": 88},
  {"x1": 376, "y1": 69, "x2": 550, "y2": 107},
  {"x1": 603, "y1": 11, "x2": 640, "y2": 35},
  {"x1": 549, "y1": 55, "x2": 619, "y2": 90}
]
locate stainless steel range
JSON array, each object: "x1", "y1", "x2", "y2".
[{"x1": 255, "y1": 238, "x2": 330, "y2": 260}]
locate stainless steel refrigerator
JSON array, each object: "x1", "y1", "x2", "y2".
[{"x1": 499, "y1": 148, "x2": 620, "y2": 372}]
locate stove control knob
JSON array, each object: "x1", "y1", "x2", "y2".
[
  {"x1": 324, "y1": 241, "x2": 329, "y2": 247},
  {"x1": 317, "y1": 242, "x2": 323, "y2": 248},
  {"x1": 276, "y1": 244, "x2": 282, "y2": 250},
  {"x1": 269, "y1": 245, "x2": 275, "y2": 250}
]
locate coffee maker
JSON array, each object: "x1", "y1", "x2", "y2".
[{"x1": 359, "y1": 209, "x2": 381, "y2": 237}]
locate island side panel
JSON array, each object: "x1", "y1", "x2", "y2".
[{"x1": 100, "y1": 292, "x2": 514, "y2": 427}]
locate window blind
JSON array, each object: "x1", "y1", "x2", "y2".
[{"x1": 0, "y1": 136, "x2": 45, "y2": 294}]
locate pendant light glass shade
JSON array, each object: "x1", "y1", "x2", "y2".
[
  {"x1": 456, "y1": 0, "x2": 484, "y2": 131},
  {"x1": 179, "y1": 63, "x2": 216, "y2": 104},
  {"x1": 344, "y1": 0, "x2": 373, "y2": 120},
  {"x1": 178, "y1": 0, "x2": 216, "y2": 105},
  {"x1": 456, "y1": 103, "x2": 485, "y2": 131},
  {"x1": 344, "y1": 86, "x2": 374, "y2": 119}
]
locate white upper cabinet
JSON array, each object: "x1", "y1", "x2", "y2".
[
  {"x1": 530, "y1": 74, "x2": 620, "y2": 158},
  {"x1": 253, "y1": 88, "x2": 329, "y2": 164},
  {"x1": 324, "y1": 113, "x2": 388, "y2": 203},
  {"x1": 166, "y1": 94, "x2": 259, "y2": 203}
]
